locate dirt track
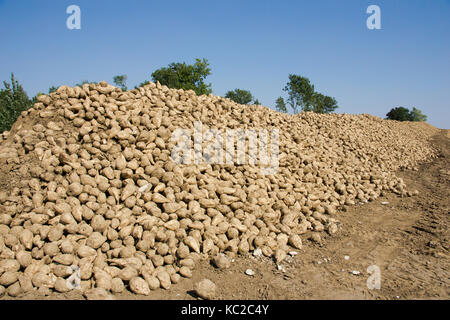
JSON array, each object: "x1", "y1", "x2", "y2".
[{"x1": 3, "y1": 130, "x2": 449, "y2": 300}]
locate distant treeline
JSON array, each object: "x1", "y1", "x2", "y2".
[{"x1": 0, "y1": 58, "x2": 426, "y2": 133}]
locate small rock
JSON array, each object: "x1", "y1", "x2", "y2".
[
  {"x1": 344, "y1": 255, "x2": 350, "y2": 260},
  {"x1": 288, "y1": 251, "x2": 298, "y2": 256},
  {"x1": 245, "y1": 269, "x2": 255, "y2": 276},
  {"x1": 381, "y1": 202, "x2": 389, "y2": 205},
  {"x1": 194, "y1": 279, "x2": 216, "y2": 300},
  {"x1": 351, "y1": 270, "x2": 360, "y2": 275},
  {"x1": 253, "y1": 248, "x2": 263, "y2": 257}
]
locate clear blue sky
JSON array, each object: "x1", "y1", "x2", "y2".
[{"x1": 1, "y1": 0, "x2": 449, "y2": 128}]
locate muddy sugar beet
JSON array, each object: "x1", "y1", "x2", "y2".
[{"x1": 0, "y1": 81, "x2": 438, "y2": 297}]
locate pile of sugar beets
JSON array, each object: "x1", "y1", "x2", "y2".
[{"x1": 0, "y1": 81, "x2": 438, "y2": 298}]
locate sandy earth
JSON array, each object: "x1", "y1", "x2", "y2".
[{"x1": 2, "y1": 130, "x2": 449, "y2": 300}]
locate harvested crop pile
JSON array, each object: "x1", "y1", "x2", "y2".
[{"x1": 0, "y1": 81, "x2": 439, "y2": 297}]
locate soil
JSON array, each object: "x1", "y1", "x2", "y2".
[{"x1": 2, "y1": 129, "x2": 449, "y2": 300}]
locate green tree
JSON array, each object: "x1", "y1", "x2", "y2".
[
  {"x1": 0, "y1": 73, "x2": 33, "y2": 133},
  {"x1": 253, "y1": 99, "x2": 261, "y2": 105},
  {"x1": 113, "y1": 75, "x2": 128, "y2": 91},
  {"x1": 48, "y1": 86, "x2": 58, "y2": 94},
  {"x1": 386, "y1": 107, "x2": 413, "y2": 121},
  {"x1": 135, "y1": 80, "x2": 150, "y2": 89},
  {"x1": 283, "y1": 74, "x2": 316, "y2": 113},
  {"x1": 280, "y1": 74, "x2": 338, "y2": 114},
  {"x1": 225, "y1": 89, "x2": 254, "y2": 105},
  {"x1": 312, "y1": 92, "x2": 338, "y2": 114},
  {"x1": 409, "y1": 107, "x2": 427, "y2": 122},
  {"x1": 275, "y1": 96, "x2": 287, "y2": 113},
  {"x1": 151, "y1": 58, "x2": 212, "y2": 96}
]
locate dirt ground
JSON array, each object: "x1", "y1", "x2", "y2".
[{"x1": 3, "y1": 130, "x2": 449, "y2": 300}]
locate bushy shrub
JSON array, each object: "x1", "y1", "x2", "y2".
[{"x1": 0, "y1": 73, "x2": 33, "y2": 133}]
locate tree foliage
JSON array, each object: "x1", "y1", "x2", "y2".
[
  {"x1": 312, "y1": 92, "x2": 338, "y2": 114},
  {"x1": 225, "y1": 89, "x2": 255, "y2": 105},
  {"x1": 410, "y1": 107, "x2": 427, "y2": 122},
  {"x1": 135, "y1": 80, "x2": 150, "y2": 89},
  {"x1": 279, "y1": 74, "x2": 338, "y2": 114},
  {"x1": 386, "y1": 106, "x2": 427, "y2": 122},
  {"x1": 151, "y1": 58, "x2": 212, "y2": 96},
  {"x1": 113, "y1": 75, "x2": 128, "y2": 91},
  {"x1": 283, "y1": 75, "x2": 315, "y2": 113},
  {"x1": 275, "y1": 96, "x2": 287, "y2": 113},
  {"x1": 0, "y1": 73, "x2": 33, "y2": 133},
  {"x1": 386, "y1": 107, "x2": 411, "y2": 121}
]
